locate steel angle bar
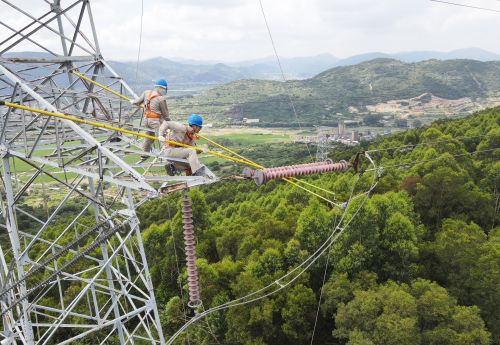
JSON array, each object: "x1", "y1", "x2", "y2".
[
  {"x1": 100, "y1": 60, "x2": 139, "y2": 100},
  {"x1": 1, "y1": 220, "x2": 129, "y2": 319},
  {"x1": 0, "y1": 64, "x2": 155, "y2": 191},
  {"x1": 0, "y1": 82, "x2": 18, "y2": 143},
  {"x1": 18, "y1": 231, "x2": 100, "y2": 267},
  {"x1": 6, "y1": 114, "x2": 43, "y2": 145},
  {"x1": 0, "y1": 7, "x2": 52, "y2": 45},
  {"x1": 28, "y1": 204, "x2": 119, "y2": 269},
  {"x1": 27, "y1": 265, "x2": 133, "y2": 307},
  {"x1": 13, "y1": 168, "x2": 42, "y2": 204},
  {"x1": 32, "y1": 303, "x2": 102, "y2": 322},
  {"x1": 0, "y1": 56, "x2": 94, "y2": 64},
  {"x1": 18, "y1": 176, "x2": 86, "y2": 260},
  {"x1": 132, "y1": 222, "x2": 165, "y2": 343},
  {"x1": 27, "y1": 117, "x2": 51, "y2": 158},
  {"x1": 61, "y1": 145, "x2": 97, "y2": 166},
  {"x1": 56, "y1": 305, "x2": 150, "y2": 345},
  {"x1": 63, "y1": 2, "x2": 96, "y2": 55},
  {"x1": 14, "y1": 156, "x2": 101, "y2": 205},
  {"x1": 108, "y1": 258, "x2": 149, "y2": 299},
  {"x1": 103, "y1": 269, "x2": 151, "y2": 311},
  {"x1": 9, "y1": 149, "x2": 151, "y2": 193},
  {"x1": 0, "y1": 21, "x2": 58, "y2": 56},
  {"x1": 14, "y1": 207, "x2": 45, "y2": 226},
  {"x1": 37, "y1": 228, "x2": 138, "y2": 345},
  {"x1": 108, "y1": 231, "x2": 149, "y2": 289},
  {"x1": 1, "y1": 0, "x2": 95, "y2": 56}
]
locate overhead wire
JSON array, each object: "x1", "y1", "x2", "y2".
[
  {"x1": 310, "y1": 213, "x2": 338, "y2": 345},
  {"x1": 365, "y1": 147, "x2": 497, "y2": 172},
  {"x1": 257, "y1": 0, "x2": 314, "y2": 161},
  {"x1": 135, "y1": 0, "x2": 144, "y2": 83},
  {"x1": 1, "y1": 100, "x2": 341, "y2": 205},
  {"x1": 366, "y1": 134, "x2": 488, "y2": 153},
  {"x1": 166, "y1": 156, "x2": 379, "y2": 344},
  {"x1": 165, "y1": 130, "x2": 497, "y2": 342},
  {"x1": 198, "y1": 133, "x2": 339, "y2": 204},
  {"x1": 429, "y1": 0, "x2": 500, "y2": 12}
]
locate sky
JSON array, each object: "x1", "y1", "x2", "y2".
[{"x1": 1, "y1": 0, "x2": 500, "y2": 62}]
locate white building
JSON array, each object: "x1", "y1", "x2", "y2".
[{"x1": 243, "y1": 118, "x2": 260, "y2": 124}]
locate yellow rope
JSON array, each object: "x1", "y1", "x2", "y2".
[
  {"x1": 197, "y1": 134, "x2": 338, "y2": 203},
  {"x1": 198, "y1": 134, "x2": 262, "y2": 167},
  {"x1": 283, "y1": 178, "x2": 337, "y2": 205},
  {"x1": 31, "y1": 75, "x2": 341, "y2": 204},
  {"x1": 1, "y1": 101, "x2": 253, "y2": 167},
  {"x1": 72, "y1": 71, "x2": 133, "y2": 103},
  {"x1": 289, "y1": 177, "x2": 337, "y2": 197},
  {"x1": 198, "y1": 134, "x2": 338, "y2": 199}
]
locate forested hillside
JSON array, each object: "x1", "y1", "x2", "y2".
[
  {"x1": 136, "y1": 107, "x2": 500, "y2": 344},
  {"x1": 170, "y1": 59, "x2": 500, "y2": 125}
]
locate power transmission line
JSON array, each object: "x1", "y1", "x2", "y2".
[
  {"x1": 258, "y1": 0, "x2": 315, "y2": 160},
  {"x1": 134, "y1": 0, "x2": 144, "y2": 83},
  {"x1": 430, "y1": 0, "x2": 500, "y2": 12}
]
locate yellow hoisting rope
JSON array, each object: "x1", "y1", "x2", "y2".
[
  {"x1": 0, "y1": 101, "x2": 257, "y2": 167},
  {"x1": 68, "y1": 73, "x2": 342, "y2": 204},
  {"x1": 71, "y1": 71, "x2": 135, "y2": 104},
  {"x1": 1, "y1": 100, "x2": 341, "y2": 204},
  {"x1": 199, "y1": 134, "x2": 338, "y2": 200}
]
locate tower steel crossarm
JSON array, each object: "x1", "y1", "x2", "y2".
[
  {"x1": 0, "y1": 1, "x2": 166, "y2": 344},
  {"x1": 0, "y1": 64, "x2": 154, "y2": 191}
]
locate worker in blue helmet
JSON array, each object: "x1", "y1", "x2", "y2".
[
  {"x1": 130, "y1": 79, "x2": 170, "y2": 157},
  {"x1": 158, "y1": 114, "x2": 208, "y2": 177}
]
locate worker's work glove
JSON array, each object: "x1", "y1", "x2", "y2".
[{"x1": 158, "y1": 135, "x2": 166, "y2": 142}]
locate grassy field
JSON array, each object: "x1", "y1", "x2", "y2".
[
  {"x1": 201, "y1": 127, "x2": 296, "y2": 146},
  {"x1": 8, "y1": 127, "x2": 297, "y2": 187}
]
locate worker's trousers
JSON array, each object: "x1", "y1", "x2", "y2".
[
  {"x1": 143, "y1": 118, "x2": 162, "y2": 152},
  {"x1": 163, "y1": 147, "x2": 202, "y2": 174}
]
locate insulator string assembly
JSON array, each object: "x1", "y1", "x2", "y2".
[
  {"x1": 243, "y1": 159, "x2": 350, "y2": 185},
  {"x1": 181, "y1": 190, "x2": 202, "y2": 310}
]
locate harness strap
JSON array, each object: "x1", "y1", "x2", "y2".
[{"x1": 145, "y1": 91, "x2": 162, "y2": 118}]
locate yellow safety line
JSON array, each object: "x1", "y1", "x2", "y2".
[
  {"x1": 283, "y1": 178, "x2": 337, "y2": 205},
  {"x1": 48, "y1": 75, "x2": 341, "y2": 203},
  {"x1": 0, "y1": 101, "x2": 254, "y2": 167},
  {"x1": 197, "y1": 134, "x2": 339, "y2": 203},
  {"x1": 198, "y1": 134, "x2": 339, "y2": 197},
  {"x1": 289, "y1": 177, "x2": 337, "y2": 197},
  {"x1": 198, "y1": 134, "x2": 262, "y2": 167},
  {"x1": 72, "y1": 71, "x2": 137, "y2": 104}
]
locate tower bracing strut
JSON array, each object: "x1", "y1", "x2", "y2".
[{"x1": 0, "y1": 1, "x2": 166, "y2": 343}]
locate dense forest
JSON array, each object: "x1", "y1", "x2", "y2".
[{"x1": 135, "y1": 107, "x2": 499, "y2": 344}]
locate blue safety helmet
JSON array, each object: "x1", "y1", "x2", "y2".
[
  {"x1": 155, "y1": 79, "x2": 168, "y2": 89},
  {"x1": 188, "y1": 114, "x2": 203, "y2": 127}
]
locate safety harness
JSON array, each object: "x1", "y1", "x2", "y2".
[
  {"x1": 167, "y1": 130, "x2": 199, "y2": 148},
  {"x1": 144, "y1": 90, "x2": 162, "y2": 119}
]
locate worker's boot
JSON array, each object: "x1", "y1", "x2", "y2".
[
  {"x1": 164, "y1": 163, "x2": 177, "y2": 176},
  {"x1": 192, "y1": 166, "x2": 207, "y2": 177}
]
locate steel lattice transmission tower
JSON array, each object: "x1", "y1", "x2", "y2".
[
  {"x1": 0, "y1": 1, "x2": 169, "y2": 343},
  {"x1": 315, "y1": 127, "x2": 329, "y2": 161}
]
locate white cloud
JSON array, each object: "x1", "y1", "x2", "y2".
[{"x1": 1, "y1": 0, "x2": 500, "y2": 61}]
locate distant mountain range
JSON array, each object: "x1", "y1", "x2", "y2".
[
  {"x1": 168, "y1": 58, "x2": 500, "y2": 124},
  {"x1": 3, "y1": 51, "x2": 500, "y2": 125},
  {"x1": 4, "y1": 48, "x2": 500, "y2": 90},
  {"x1": 107, "y1": 47, "x2": 500, "y2": 90}
]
